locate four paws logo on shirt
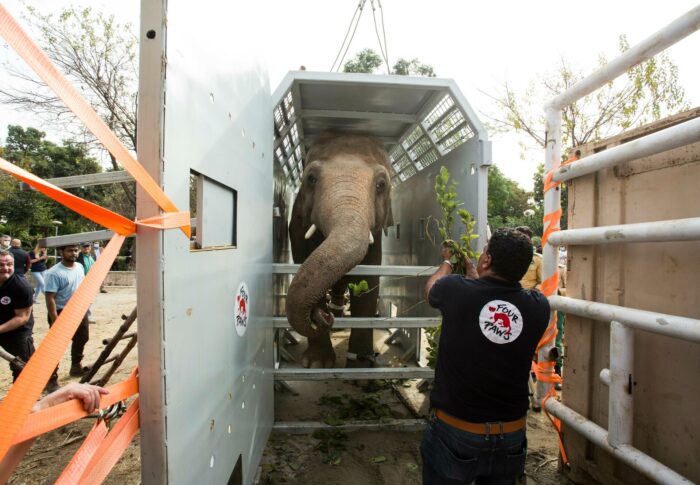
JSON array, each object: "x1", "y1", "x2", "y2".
[
  {"x1": 479, "y1": 300, "x2": 523, "y2": 344},
  {"x1": 0, "y1": 296, "x2": 10, "y2": 305}
]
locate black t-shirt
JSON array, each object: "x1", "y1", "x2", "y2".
[
  {"x1": 29, "y1": 251, "x2": 47, "y2": 272},
  {"x1": 428, "y1": 275, "x2": 550, "y2": 422},
  {"x1": 9, "y1": 247, "x2": 30, "y2": 275},
  {"x1": 0, "y1": 273, "x2": 35, "y2": 336}
]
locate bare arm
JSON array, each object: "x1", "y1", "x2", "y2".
[
  {"x1": 425, "y1": 261, "x2": 453, "y2": 300},
  {"x1": 0, "y1": 306, "x2": 32, "y2": 334},
  {"x1": 46, "y1": 292, "x2": 58, "y2": 323}
]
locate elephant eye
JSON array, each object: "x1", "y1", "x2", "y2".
[
  {"x1": 306, "y1": 173, "x2": 318, "y2": 187},
  {"x1": 375, "y1": 179, "x2": 387, "y2": 194}
]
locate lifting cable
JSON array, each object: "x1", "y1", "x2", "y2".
[
  {"x1": 370, "y1": 0, "x2": 390, "y2": 73},
  {"x1": 330, "y1": 0, "x2": 366, "y2": 72},
  {"x1": 0, "y1": 5, "x2": 189, "y2": 482}
]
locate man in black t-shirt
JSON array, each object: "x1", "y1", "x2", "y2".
[
  {"x1": 0, "y1": 250, "x2": 35, "y2": 381},
  {"x1": 421, "y1": 228, "x2": 550, "y2": 485},
  {"x1": 9, "y1": 239, "x2": 31, "y2": 278}
]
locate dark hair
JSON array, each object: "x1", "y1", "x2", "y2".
[
  {"x1": 487, "y1": 228, "x2": 534, "y2": 283},
  {"x1": 515, "y1": 226, "x2": 532, "y2": 239},
  {"x1": 0, "y1": 250, "x2": 11, "y2": 258},
  {"x1": 59, "y1": 244, "x2": 80, "y2": 250}
]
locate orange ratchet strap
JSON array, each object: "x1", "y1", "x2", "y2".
[
  {"x1": 0, "y1": 5, "x2": 189, "y2": 237},
  {"x1": 0, "y1": 235, "x2": 125, "y2": 460}
]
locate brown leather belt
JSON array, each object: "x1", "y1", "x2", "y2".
[{"x1": 436, "y1": 409, "x2": 526, "y2": 435}]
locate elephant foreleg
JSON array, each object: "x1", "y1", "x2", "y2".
[{"x1": 301, "y1": 332, "x2": 336, "y2": 368}]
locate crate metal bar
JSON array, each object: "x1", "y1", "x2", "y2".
[
  {"x1": 546, "y1": 6, "x2": 700, "y2": 110},
  {"x1": 272, "y1": 263, "x2": 435, "y2": 276},
  {"x1": 609, "y1": 321, "x2": 634, "y2": 447},
  {"x1": 274, "y1": 367, "x2": 434, "y2": 381},
  {"x1": 273, "y1": 418, "x2": 426, "y2": 434},
  {"x1": 547, "y1": 217, "x2": 700, "y2": 246},
  {"x1": 548, "y1": 295, "x2": 700, "y2": 343},
  {"x1": 272, "y1": 316, "x2": 440, "y2": 329},
  {"x1": 553, "y1": 117, "x2": 700, "y2": 183},
  {"x1": 545, "y1": 399, "x2": 693, "y2": 485},
  {"x1": 300, "y1": 108, "x2": 417, "y2": 124}
]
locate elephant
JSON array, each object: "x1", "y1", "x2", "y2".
[{"x1": 287, "y1": 132, "x2": 393, "y2": 368}]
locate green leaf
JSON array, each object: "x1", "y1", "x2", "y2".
[{"x1": 371, "y1": 455, "x2": 387, "y2": 464}]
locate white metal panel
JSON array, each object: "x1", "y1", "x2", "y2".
[{"x1": 138, "y1": 1, "x2": 273, "y2": 484}]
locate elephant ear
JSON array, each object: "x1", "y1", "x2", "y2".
[{"x1": 383, "y1": 196, "x2": 394, "y2": 236}]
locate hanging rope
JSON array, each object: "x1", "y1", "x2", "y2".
[{"x1": 330, "y1": 0, "x2": 366, "y2": 71}]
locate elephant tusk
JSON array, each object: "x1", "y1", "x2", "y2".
[
  {"x1": 369, "y1": 231, "x2": 374, "y2": 245},
  {"x1": 305, "y1": 224, "x2": 317, "y2": 240}
]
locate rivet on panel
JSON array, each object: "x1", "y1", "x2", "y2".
[
  {"x1": 146, "y1": 30, "x2": 156, "y2": 39},
  {"x1": 242, "y1": 375, "x2": 245, "y2": 383},
  {"x1": 228, "y1": 112, "x2": 232, "y2": 120},
  {"x1": 209, "y1": 93, "x2": 214, "y2": 103},
  {"x1": 228, "y1": 424, "x2": 232, "y2": 434},
  {"x1": 210, "y1": 455, "x2": 215, "y2": 468},
  {"x1": 241, "y1": 129, "x2": 246, "y2": 137},
  {"x1": 228, "y1": 392, "x2": 232, "y2": 400},
  {"x1": 252, "y1": 141, "x2": 256, "y2": 150},
  {"x1": 252, "y1": 383, "x2": 256, "y2": 390},
  {"x1": 186, "y1": 308, "x2": 192, "y2": 317},
  {"x1": 210, "y1": 419, "x2": 215, "y2": 431},
  {"x1": 242, "y1": 401, "x2": 245, "y2": 409},
  {"x1": 470, "y1": 164, "x2": 476, "y2": 175}
]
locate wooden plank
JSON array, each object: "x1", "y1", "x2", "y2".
[
  {"x1": 19, "y1": 170, "x2": 134, "y2": 190},
  {"x1": 273, "y1": 366, "x2": 434, "y2": 381},
  {"x1": 271, "y1": 317, "x2": 440, "y2": 329},
  {"x1": 272, "y1": 418, "x2": 426, "y2": 434}
]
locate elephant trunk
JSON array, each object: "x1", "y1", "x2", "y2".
[{"x1": 286, "y1": 219, "x2": 369, "y2": 337}]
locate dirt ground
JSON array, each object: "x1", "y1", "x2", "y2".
[{"x1": 2, "y1": 287, "x2": 569, "y2": 484}]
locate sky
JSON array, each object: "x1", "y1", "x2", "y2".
[{"x1": 1, "y1": 0, "x2": 699, "y2": 191}]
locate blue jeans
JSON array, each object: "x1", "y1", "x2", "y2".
[
  {"x1": 32, "y1": 270, "x2": 46, "y2": 302},
  {"x1": 421, "y1": 412, "x2": 527, "y2": 484}
]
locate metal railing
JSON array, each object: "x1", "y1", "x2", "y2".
[{"x1": 541, "y1": 6, "x2": 700, "y2": 485}]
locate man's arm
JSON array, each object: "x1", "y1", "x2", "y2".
[
  {"x1": 46, "y1": 292, "x2": 59, "y2": 324},
  {"x1": 0, "y1": 306, "x2": 31, "y2": 334},
  {"x1": 23, "y1": 254, "x2": 30, "y2": 274},
  {"x1": 425, "y1": 261, "x2": 453, "y2": 300}
]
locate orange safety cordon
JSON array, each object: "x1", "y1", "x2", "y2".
[{"x1": 0, "y1": 5, "x2": 190, "y2": 238}]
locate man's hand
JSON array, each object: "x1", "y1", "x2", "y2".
[{"x1": 33, "y1": 382, "x2": 109, "y2": 414}]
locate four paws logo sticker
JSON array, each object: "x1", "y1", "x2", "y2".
[
  {"x1": 0, "y1": 296, "x2": 10, "y2": 305},
  {"x1": 479, "y1": 300, "x2": 523, "y2": 344},
  {"x1": 234, "y1": 282, "x2": 250, "y2": 337}
]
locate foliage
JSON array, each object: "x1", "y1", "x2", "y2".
[
  {"x1": 318, "y1": 392, "x2": 394, "y2": 421},
  {"x1": 343, "y1": 48, "x2": 437, "y2": 77},
  {"x1": 392, "y1": 58, "x2": 436, "y2": 77},
  {"x1": 433, "y1": 166, "x2": 479, "y2": 274},
  {"x1": 0, "y1": 125, "x2": 134, "y2": 249},
  {"x1": 312, "y1": 429, "x2": 347, "y2": 465},
  {"x1": 0, "y1": 5, "x2": 138, "y2": 208},
  {"x1": 486, "y1": 164, "x2": 535, "y2": 232},
  {"x1": 485, "y1": 35, "x2": 689, "y2": 152},
  {"x1": 343, "y1": 48, "x2": 384, "y2": 74},
  {"x1": 348, "y1": 280, "x2": 369, "y2": 297}
]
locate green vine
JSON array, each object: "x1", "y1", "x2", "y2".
[{"x1": 427, "y1": 166, "x2": 480, "y2": 369}]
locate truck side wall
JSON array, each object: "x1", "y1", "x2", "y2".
[{"x1": 563, "y1": 108, "x2": 700, "y2": 484}]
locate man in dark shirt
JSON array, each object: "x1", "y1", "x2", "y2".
[
  {"x1": 0, "y1": 250, "x2": 35, "y2": 381},
  {"x1": 9, "y1": 239, "x2": 31, "y2": 278},
  {"x1": 421, "y1": 228, "x2": 550, "y2": 484}
]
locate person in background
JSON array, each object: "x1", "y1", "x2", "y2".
[
  {"x1": 45, "y1": 244, "x2": 90, "y2": 381},
  {"x1": 29, "y1": 242, "x2": 48, "y2": 303},
  {"x1": 9, "y1": 239, "x2": 31, "y2": 278},
  {"x1": 77, "y1": 242, "x2": 95, "y2": 274},
  {"x1": 515, "y1": 226, "x2": 542, "y2": 290},
  {"x1": 92, "y1": 241, "x2": 107, "y2": 293},
  {"x1": 0, "y1": 235, "x2": 10, "y2": 250},
  {"x1": 421, "y1": 229, "x2": 550, "y2": 484},
  {"x1": 0, "y1": 250, "x2": 35, "y2": 382}
]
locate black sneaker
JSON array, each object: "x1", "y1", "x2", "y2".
[
  {"x1": 45, "y1": 377, "x2": 60, "y2": 394},
  {"x1": 69, "y1": 364, "x2": 89, "y2": 377}
]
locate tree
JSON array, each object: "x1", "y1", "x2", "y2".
[
  {"x1": 486, "y1": 165, "x2": 536, "y2": 234},
  {"x1": 392, "y1": 58, "x2": 436, "y2": 77},
  {"x1": 485, "y1": 35, "x2": 689, "y2": 152},
  {"x1": 343, "y1": 48, "x2": 437, "y2": 77},
  {"x1": 343, "y1": 48, "x2": 384, "y2": 74},
  {"x1": 0, "y1": 6, "x2": 138, "y2": 206},
  {"x1": 0, "y1": 125, "x2": 109, "y2": 241}
]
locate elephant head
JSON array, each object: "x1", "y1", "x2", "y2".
[{"x1": 287, "y1": 133, "x2": 393, "y2": 337}]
